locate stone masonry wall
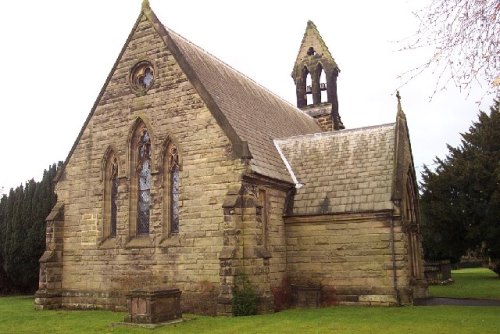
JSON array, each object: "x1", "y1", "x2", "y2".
[
  {"x1": 52, "y1": 14, "x2": 246, "y2": 314},
  {"x1": 241, "y1": 185, "x2": 288, "y2": 313},
  {"x1": 285, "y1": 212, "x2": 411, "y2": 306},
  {"x1": 302, "y1": 103, "x2": 333, "y2": 132},
  {"x1": 217, "y1": 183, "x2": 289, "y2": 315}
]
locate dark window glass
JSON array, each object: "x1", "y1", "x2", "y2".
[
  {"x1": 110, "y1": 159, "x2": 118, "y2": 236},
  {"x1": 137, "y1": 130, "x2": 151, "y2": 235},
  {"x1": 171, "y1": 164, "x2": 180, "y2": 234}
]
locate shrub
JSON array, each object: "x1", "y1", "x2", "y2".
[{"x1": 232, "y1": 274, "x2": 258, "y2": 316}]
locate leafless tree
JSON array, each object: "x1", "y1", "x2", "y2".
[{"x1": 401, "y1": 0, "x2": 499, "y2": 96}]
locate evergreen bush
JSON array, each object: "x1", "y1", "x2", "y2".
[{"x1": 232, "y1": 274, "x2": 258, "y2": 316}]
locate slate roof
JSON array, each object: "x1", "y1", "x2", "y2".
[
  {"x1": 138, "y1": 3, "x2": 323, "y2": 183},
  {"x1": 275, "y1": 123, "x2": 396, "y2": 215}
]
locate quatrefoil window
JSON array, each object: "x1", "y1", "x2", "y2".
[{"x1": 130, "y1": 61, "x2": 155, "y2": 92}]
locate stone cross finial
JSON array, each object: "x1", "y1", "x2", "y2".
[{"x1": 396, "y1": 90, "x2": 406, "y2": 120}]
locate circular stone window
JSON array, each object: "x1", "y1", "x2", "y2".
[{"x1": 130, "y1": 61, "x2": 155, "y2": 92}]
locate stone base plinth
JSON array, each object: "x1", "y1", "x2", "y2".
[{"x1": 34, "y1": 289, "x2": 62, "y2": 310}]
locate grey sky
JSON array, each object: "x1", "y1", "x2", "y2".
[{"x1": 0, "y1": 0, "x2": 495, "y2": 194}]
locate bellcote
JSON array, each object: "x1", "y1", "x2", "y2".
[{"x1": 292, "y1": 21, "x2": 344, "y2": 131}]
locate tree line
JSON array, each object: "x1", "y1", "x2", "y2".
[
  {"x1": 420, "y1": 100, "x2": 500, "y2": 274},
  {"x1": 0, "y1": 163, "x2": 60, "y2": 294}
]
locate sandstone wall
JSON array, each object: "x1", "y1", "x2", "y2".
[
  {"x1": 285, "y1": 212, "x2": 412, "y2": 306},
  {"x1": 53, "y1": 14, "x2": 246, "y2": 314}
]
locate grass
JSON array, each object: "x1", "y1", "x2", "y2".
[
  {"x1": 1, "y1": 296, "x2": 500, "y2": 334},
  {"x1": 429, "y1": 267, "x2": 500, "y2": 299}
]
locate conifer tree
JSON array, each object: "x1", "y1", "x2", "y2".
[
  {"x1": 421, "y1": 100, "x2": 500, "y2": 274},
  {"x1": 0, "y1": 163, "x2": 60, "y2": 293}
]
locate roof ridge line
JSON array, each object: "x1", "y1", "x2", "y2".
[
  {"x1": 274, "y1": 122, "x2": 396, "y2": 142},
  {"x1": 142, "y1": 3, "x2": 255, "y2": 159},
  {"x1": 165, "y1": 28, "x2": 316, "y2": 121}
]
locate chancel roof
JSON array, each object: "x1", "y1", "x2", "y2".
[{"x1": 275, "y1": 124, "x2": 396, "y2": 215}]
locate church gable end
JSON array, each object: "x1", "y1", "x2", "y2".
[{"x1": 37, "y1": 4, "x2": 248, "y2": 313}]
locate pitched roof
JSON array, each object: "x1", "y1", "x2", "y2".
[
  {"x1": 54, "y1": 2, "x2": 321, "y2": 185},
  {"x1": 144, "y1": 3, "x2": 322, "y2": 183},
  {"x1": 275, "y1": 124, "x2": 396, "y2": 215}
]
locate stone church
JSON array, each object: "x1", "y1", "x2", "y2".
[{"x1": 35, "y1": 1, "x2": 427, "y2": 315}]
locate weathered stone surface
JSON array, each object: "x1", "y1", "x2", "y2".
[
  {"x1": 36, "y1": 2, "x2": 427, "y2": 315},
  {"x1": 125, "y1": 289, "x2": 181, "y2": 324},
  {"x1": 276, "y1": 124, "x2": 395, "y2": 215}
]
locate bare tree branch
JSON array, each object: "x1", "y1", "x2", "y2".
[{"x1": 400, "y1": 0, "x2": 500, "y2": 97}]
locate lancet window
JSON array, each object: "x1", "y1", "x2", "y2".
[
  {"x1": 136, "y1": 128, "x2": 152, "y2": 235},
  {"x1": 103, "y1": 152, "x2": 119, "y2": 239},
  {"x1": 164, "y1": 143, "x2": 180, "y2": 235}
]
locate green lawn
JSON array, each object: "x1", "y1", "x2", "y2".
[
  {"x1": 1, "y1": 296, "x2": 500, "y2": 334},
  {"x1": 429, "y1": 267, "x2": 500, "y2": 299}
]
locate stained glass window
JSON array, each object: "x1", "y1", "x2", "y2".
[
  {"x1": 141, "y1": 68, "x2": 154, "y2": 89},
  {"x1": 137, "y1": 129, "x2": 151, "y2": 235},
  {"x1": 171, "y1": 164, "x2": 180, "y2": 234},
  {"x1": 130, "y1": 61, "x2": 155, "y2": 92},
  {"x1": 110, "y1": 158, "x2": 118, "y2": 237},
  {"x1": 168, "y1": 144, "x2": 180, "y2": 234}
]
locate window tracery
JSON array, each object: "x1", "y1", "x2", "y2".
[
  {"x1": 110, "y1": 157, "x2": 118, "y2": 237},
  {"x1": 167, "y1": 144, "x2": 180, "y2": 234},
  {"x1": 136, "y1": 128, "x2": 151, "y2": 235},
  {"x1": 130, "y1": 61, "x2": 155, "y2": 92}
]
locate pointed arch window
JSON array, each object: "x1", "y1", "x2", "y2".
[
  {"x1": 110, "y1": 159, "x2": 119, "y2": 236},
  {"x1": 136, "y1": 128, "x2": 152, "y2": 235},
  {"x1": 164, "y1": 142, "x2": 180, "y2": 236},
  {"x1": 103, "y1": 152, "x2": 119, "y2": 240}
]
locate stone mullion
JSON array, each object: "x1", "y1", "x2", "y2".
[{"x1": 311, "y1": 68, "x2": 321, "y2": 105}]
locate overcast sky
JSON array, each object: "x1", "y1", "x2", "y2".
[{"x1": 0, "y1": 0, "x2": 495, "y2": 194}]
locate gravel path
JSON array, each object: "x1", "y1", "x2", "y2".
[{"x1": 414, "y1": 297, "x2": 500, "y2": 306}]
